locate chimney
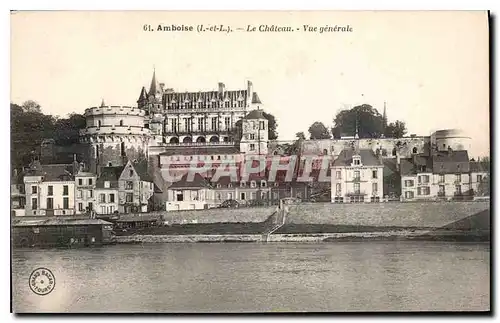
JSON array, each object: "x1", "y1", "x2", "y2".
[
  {"x1": 218, "y1": 82, "x2": 225, "y2": 94},
  {"x1": 396, "y1": 150, "x2": 401, "y2": 171},
  {"x1": 247, "y1": 80, "x2": 253, "y2": 100}
]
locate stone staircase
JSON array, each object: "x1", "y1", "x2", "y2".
[{"x1": 261, "y1": 200, "x2": 288, "y2": 242}]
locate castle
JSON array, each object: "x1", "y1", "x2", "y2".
[{"x1": 27, "y1": 70, "x2": 478, "y2": 212}]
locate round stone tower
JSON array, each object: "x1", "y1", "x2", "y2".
[
  {"x1": 79, "y1": 103, "x2": 151, "y2": 173},
  {"x1": 431, "y1": 129, "x2": 471, "y2": 152}
]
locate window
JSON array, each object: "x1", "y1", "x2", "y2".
[
  {"x1": 353, "y1": 157, "x2": 361, "y2": 165},
  {"x1": 126, "y1": 181, "x2": 133, "y2": 190},
  {"x1": 126, "y1": 193, "x2": 133, "y2": 203},
  {"x1": 354, "y1": 171, "x2": 360, "y2": 180},
  {"x1": 88, "y1": 178, "x2": 93, "y2": 185},
  {"x1": 109, "y1": 206, "x2": 114, "y2": 214},
  {"x1": 76, "y1": 190, "x2": 82, "y2": 199},
  {"x1": 216, "y1": 193, "x2": 221, "y2": 200},
  {"x1": 250, "y1": 144, "x2": 256, "y2": 151},
  {"x1": 419, "y1": 175, "x2": 430, "y2": 184},
  {"x1": 439, "y1": 174, "x2": 445, "y2": 183},
  {"x1": 227, "y1": 192, "x2": 233, "y2": 200},
  {"x1": 262, "y1": 192, "x2": 268, "y2": 199},
  {"x1": 354, "y1": 183, "x2": 360, "y2": 193},
  {"x1": 261, "y1": 181, "x2": 267, "y2": 187},
  {"x1": 78, "y1": 179, "x2": 83, "y2": 185},
  {"x1": 129, "y1": 169, "x2": 134, "y2": 177},
  {"x1": 405, "y1": 180, "x2": 414, "y2": 187},
  {"x1": 197, "y1": 118, "x2": 204, "y2": 131},
  {"x1": 46, "y1": 198, "x2": 53, "y2": 210},
  {"x1": 211, "y1": 117, "x2": 218, "y2": 131},
  {"x1": 249, "y1": 134, "x2": 255, "y2": 140},
  {"x1": 101, "y1": 206, "x2": 106, "y2": 214},
  {"x1": 31, "y1": 186, "x2": 37, "y2": 194},
  {"x1": 98, "y1": 120, "x2": 101, "y2": 127},
  {"x1": 251, "y1": 192, "x2": 256, "y2": 200},
  {"x1": 372, "y1": 170, "x2": 377, "y2": 179},
  {"x1": 100, "y1": 194, "x2": 106, "y2": 203},
  {"x1": 477, "y1": 175, "x2": 483, "y2": 182},
  {"x1": 228, "y1": 183, "x2": 233, "y2": 188},
  {"x1": 109, "y1": 194, "x2": 115, "y2": 203},
  {"x1": 88, "y1": 190, "x2": 93, "y2": 198},
  {"x1": 63, "y1": 197, "x2": 69, "y2": 209},
  {"x1": 48, "y1": 186, "x2": 53, "y2": 196},
  {"x1": 78, "y1": 203, "x2": 83, "y2": 211},
  {"x1": 224, "y1": 117, "x2": 230, "y2": 129},
  {"x1": 104, "y1": 181, "x2": 110, "y2": 188},
  {"x1": 273, "y1": 192, "x2": 279, "y2": 199},
  {"x1": 63, "y1": 185, "x2": 69, "y2": 195},
  {"x1": 455, "y1": 174, "x2": 461, "y2": 183},
  {"x1": 31, "y1": 198, "x2": 38, "y2": 209},
  {"x1": 405, "y1": 191, "x2": 414, "y2": 199},
  {"x1": 336, "y1": 183, "x2": 341, "y2": 193},
  {"x1": 336, "y1": 171, "x2": 341, "y2": 180},
  {"x1": 88, "y1": 202, "x2": 93, "y2": 211},
  {"x1": 372, "y1": 183, "x2": 378, "y2": 193},
  {"x1": 259, "y1": 121, "x2": 266, "y2": 130},
  {"x1": 250, "y1": 181, "x2": 257, "y2": 188},
  {"x1": 455, "y1": 185, "x2": 462, "y2": 194},
  {"x1": 240, "y1": 192, "x2": 246, "y2": 200}
]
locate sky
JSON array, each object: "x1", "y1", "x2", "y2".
[{"x1": 10, "y1": 11, "x2": 490, "y2": 157}]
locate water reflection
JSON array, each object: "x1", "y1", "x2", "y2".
[{"x1": 12, "y1": 242, "x2": 490, "y2": 313}]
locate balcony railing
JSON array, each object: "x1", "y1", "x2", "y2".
[
  {"x1": 166, "y1": 107, "x2": 247, "y2": 114},
  {"x1": 162, "y1": 141, "x2": 238, "y2": 147}
]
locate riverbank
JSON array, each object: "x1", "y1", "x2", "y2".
[{"x1": 116, "y1": 229, "x2": 490, "y2": 244}]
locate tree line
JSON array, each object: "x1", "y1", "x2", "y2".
[
  {"x1": 308, "y1": 104, "x2": 407, "y2": 140},
  {"x1": 11, "y1": 100, "x2": 86, "y2": 169}
]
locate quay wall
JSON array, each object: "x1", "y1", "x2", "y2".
[{"x1": 284, "y1": 201, "x2": 489, "y2": 228}]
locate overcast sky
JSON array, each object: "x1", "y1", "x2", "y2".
[{"x1": 11, "y1": 11, "x2": 490, "y2": 157}]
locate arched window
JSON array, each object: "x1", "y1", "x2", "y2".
[
  {"x1": 323, "y1": 149, "x2": 328, "y2": 155},
  {"x1": 412, "y1": 147, "x2": 418, "y2": 154}
]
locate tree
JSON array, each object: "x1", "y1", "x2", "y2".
[
  {"x1": 262, "y1": 111, "x2": 278, "y2": 140},
  {"x1": 308, "y1": 121, "x2": 331, "y2": 140},
  {"x1": 332, "y1": 104, "x2": 383, "y2": 138},
  {"x1": 21, "y1": 100, "x2": 42, "y2": 113},
  {"x1": 477, "y1": 176, "x2": 490, "y2": 196},
  {"x1": 295, "y1": 132, "x2": 306, "y2": 140},
  {"x1": 385, "y1": 120, "x2": 407, "y2": 138},
  {"x1": 53, "y1": 113, "x2": 86, "y2": 145}
]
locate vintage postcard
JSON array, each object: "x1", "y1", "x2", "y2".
[{"x1": 10, "y1": 11, "x2": 490, "y2": 313}]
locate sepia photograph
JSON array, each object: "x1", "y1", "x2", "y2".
[{"x1": 9, "y1": 10, "x2": 490, "y2": 313}]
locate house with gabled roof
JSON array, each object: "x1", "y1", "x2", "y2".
[
  {"x1": 23, "y1": 158, "x2": 79, "y2": 216},
  {"x1": 331, "y1": 147, "x2": 384, "y2": 203},
  {"x1": 165, "y1": 173, "x2": 213, "y2": 211},
  {"x1": 117, "y1": 159, "x2": 155, "y2": 213}
]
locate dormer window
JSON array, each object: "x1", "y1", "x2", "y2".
[
  {"x1": 353, "y1": 156, "x2": 361, "y2": 166},
  {"x1": 228, "y1": 183, "x2": 233, "y2": 188},
  {"x1": 250, "y1": 181, "x2": 257, "y2": 188},
  {"x1": 240, "y1": 181, "x2": 246, "y2": 188},
  {"x1": 261, "y1": 180, "x2": 267, "y2": 188}
]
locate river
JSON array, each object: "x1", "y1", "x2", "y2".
[{"x1": 12, "y1": 241, "x2": 490, "y2": 313}]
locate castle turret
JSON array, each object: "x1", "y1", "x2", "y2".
[
  {"x1": 240, "y1": 108, "x2": 268, "y2": 155},
  {"x1": 79, "y1": 105, "x2": 151, "y2": 173}
]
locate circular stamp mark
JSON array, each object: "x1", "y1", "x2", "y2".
[{"x1": 29, "y1": 267, "x2": 55, "y2": 296}]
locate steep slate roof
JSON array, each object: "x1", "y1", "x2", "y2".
[
  {"x1": 137, "y1": 86, "x2": 148, "y2": 102},
  {"x1": 96, "y1": 166, "x2": 124, "y2": 189},
  {"x1": 132, "y1": 159, "x2": 154, "y2": 182},
  {"x1": 164, "y1": 90, "x2": 249, "y2": 105},
  {"x1": 470, "y1": 161, "x2": 488, "y2": 173},
  {"x1": 168, "y1": 173, "x2": 212, "y2": 189},
  {"x1": 25, "y1": 163, "x2": 76, "y2": 181},
  {"x1": 432, "y1": 150, "x2": 470, "y2": 173},
  {"x1": 399, "y1": 158, "x2": 417, "y2": 176},
  {"x1": 159, "y1": 146, "x2": 241, "y2": 156},
  {"x1": 251, "y1": 92, "x2": 262, "y2": 104},
  {"x1": 244, "y1": 109, "x2": 265, "y2": 120},
  {"x1": 332, "y1": 149, "x2": 383, "y2": 167},
  {"x1": 382, "y1": 158, "x2": 399, "y2": 177}
]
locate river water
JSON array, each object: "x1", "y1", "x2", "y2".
[{"x1": 12, "y1": 242, "x2": 490, "y2": 313}]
